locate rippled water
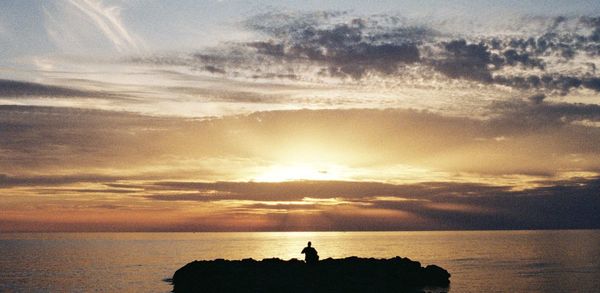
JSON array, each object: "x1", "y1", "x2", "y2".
[{"x1": 1, "y1": 230, "x2": 599, "y2": 292}]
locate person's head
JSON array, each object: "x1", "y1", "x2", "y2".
[{"x1": 307, "y1": 241, "x2": 311, "y2": 247}]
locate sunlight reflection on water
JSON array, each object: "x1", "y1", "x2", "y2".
[{"x1": 1, "y1": 230, "x2": 599, "y2": 292}]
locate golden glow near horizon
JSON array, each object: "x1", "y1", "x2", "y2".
[
  {"x1": 0, "y1": 104, "x2": 599, "y2": 232},
  {"x1": 1, "y1": 1, "x2": 600, "y2": 232},
  {"x1": 1, "y1": 105, "x2": 599, "y2": 232},
  {"x1": 253, "y1": 164, "x2": 345, "y2": 182}
]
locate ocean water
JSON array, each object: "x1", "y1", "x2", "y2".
[{"x1": 0, "y1": 230, "x2": 599, "y2": 292}]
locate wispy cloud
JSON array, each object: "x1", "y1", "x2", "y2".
[
  {"x1": 66, "y1": 0, "x2": 139, "y2": 52},
  {"x1": 44, "y1": 0, "x2": 141, "y2": 53},
  {"x1": 0, "y1": 79, "x2": 130, "y2": 100}
]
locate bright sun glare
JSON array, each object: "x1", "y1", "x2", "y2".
[{"x1": 254, "y1": 164, "x2": 345, "y2": 182}]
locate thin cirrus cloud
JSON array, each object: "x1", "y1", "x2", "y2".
[
  {"x1": 66, "y1": 0, "x2": 139, "y2": 52},
  {"x1": 0, "y1": 79, "x2": 132, "y2": 100},
  {"x1": 43, "y1": 0, "x2": 141, "y2": 53}
]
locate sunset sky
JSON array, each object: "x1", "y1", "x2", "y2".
[{"x1": 1, "y1": 0, "x2": 600, "y2": 231}]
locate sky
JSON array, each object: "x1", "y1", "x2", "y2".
[{"x1": 1, "y1": 0, "x2": 600, "y2": 232}]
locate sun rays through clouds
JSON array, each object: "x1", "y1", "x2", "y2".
[{"x1": 1, "y1": 0, "x2": 600, "y2": 231}]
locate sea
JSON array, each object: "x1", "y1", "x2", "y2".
[{"x1": 0, "y1": 230, "x2": 599, "y2": 292}]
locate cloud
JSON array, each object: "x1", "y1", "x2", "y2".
[
  {"x1": 422, "y1": 177, "x2": 600, "y2": 229},
  {"x1": 0, "y1": 173, "x2": 122, "y2": 188},
  {"x1": 67, "y1": 0, "x2": 139, "y2": 52},
  {"x1": 0, "y1": 79, "x2": 116, "y2": 98},
  {"x1": 1, "y1": 102, "x2": 599, "y2": 231},
  {"x1": 432, "y1": 39, "x2": 497, "y2": 82},
  {"x1": 424, "y1": 16, "x2": 600, "y2": 93},
  {"x1": 144, "y1": 180, "x2": 507, "y2": 202},
  {"x1": 3, "y1": 9, "x2": 600, "y2": 121},
  {"x1": 5, "y1": 173, "x2": 595, "y2": 231},
  {"x1": 430, "y1": 36, "x2": 600, "y2": 94},
  {"x1": 489, "y1": 97, "x2": 600, "y2": 130},
  {"x1": 528, "y1": 93, "x2": 546, "y2": 104},
  {"x1": 2, "y1": 104, "x2": 600, "y2": 177},
  {"x1": 0, "y1": 105, "x2": 181, "y2": 173},
  {"x1": 4, "y1": 6, "x2": 600, "y2": 232},
  {"x1": 43, "y1": 0, "x2": 141, "y2": 53},
  {"x1": 104, "y1": 12, "x2": 600, "y2": 119},
  {"x1": 141, "y1": 177, "x2": 600, "y2": 230},
  {"x1": 131, "y1": 12, "x2": 600, "y2": 94},
  {"x1": 129, "y1": 12, "x2": 429, "y2": 79},
  {"x1": 246, "y1": 18, "x2": 421, "y2": 79},
  {"x1": 493, "y1": 74, "x2": 600, "y2": 94}
]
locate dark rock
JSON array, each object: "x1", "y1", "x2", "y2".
[{"x1": 171, "y1": 256, "x2": 450, "y2": 292}]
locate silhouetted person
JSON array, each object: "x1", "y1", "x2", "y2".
[{"x1": 301, "y1": 241, "x2": 319, "y2": 264}]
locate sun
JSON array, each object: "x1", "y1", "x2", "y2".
[{"x1": 254, "y1": 163, "x2": 345, "y2": 182}]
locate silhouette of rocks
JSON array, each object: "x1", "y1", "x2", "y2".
[{"x1": 171, "y1": 256, "x2": 450, "y2": 292}]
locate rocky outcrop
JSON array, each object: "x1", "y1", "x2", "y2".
[{"x1": 172, "y1": 256, "x2": 450, "y2": 292}]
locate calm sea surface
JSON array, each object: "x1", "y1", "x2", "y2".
[{"x1": 0, "y1": 230, "x2": 599, "y2": 292}]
